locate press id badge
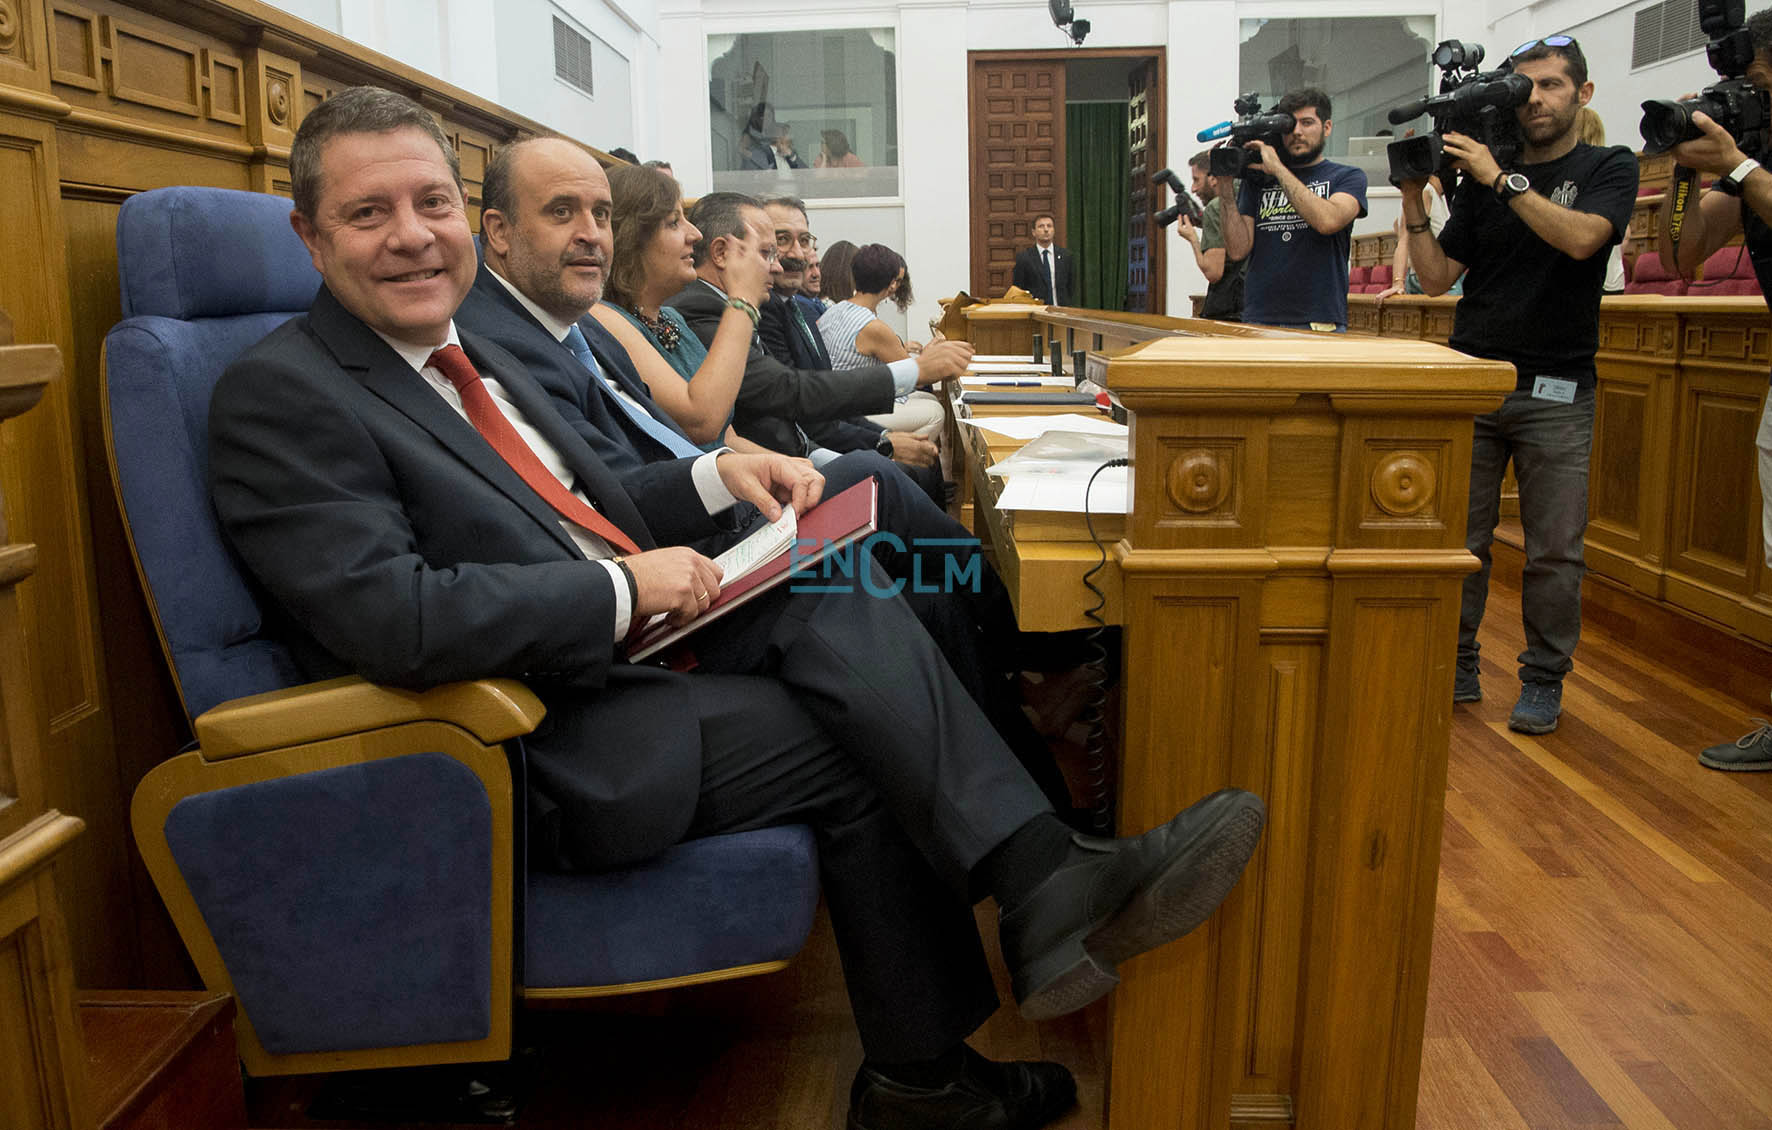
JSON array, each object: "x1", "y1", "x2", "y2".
[{"x1": 1531, "y1": 376, "x2": 1578, "y2": 404}]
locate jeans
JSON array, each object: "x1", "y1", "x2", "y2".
[{"x1": 1459, "y1": 384, "x2": 1596, "y2": 685}]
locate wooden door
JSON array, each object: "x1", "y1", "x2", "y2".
[
  {"x1": 968, "y1": 58, "x2": 1066, "y2": 298},
  {"x1": 1126, "y1": 58, "x2": 1165, "y2": 314}
]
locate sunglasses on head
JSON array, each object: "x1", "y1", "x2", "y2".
[{"x1": 1511, "y1": 34, "x2": 1577, "y2": 57}]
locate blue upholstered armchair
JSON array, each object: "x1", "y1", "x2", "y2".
[{"x1": 106, "y1": 186, "x2": 819, "y2": 1076}]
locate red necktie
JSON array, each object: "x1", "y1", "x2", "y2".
[{"x1": 428, "y1": 345, "x2": 640, "y2": 557}]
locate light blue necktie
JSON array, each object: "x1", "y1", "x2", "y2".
[{"x1": 563, "y1": 324, "x2": 702, "y2": 459}]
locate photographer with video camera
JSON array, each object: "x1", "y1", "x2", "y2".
[
  {"x1": 1400, "y1": 35, "x2": 1638, "y2": 734},
  {"x1": 1652, "y1": 6, "x2": 1772, "y2": 770},
  {"x1": 1218, "y1": 88, "x2": 1368, "y2": 331}
]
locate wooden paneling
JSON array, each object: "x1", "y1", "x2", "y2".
[
  {"x1": 968, "y1": 55, "x2": 1065, "y2": 299},
  {"x1": 1, "y1": 311, "x2": 93, "y2": 1130},
  {"x1": 961, "y1": 311, "x2": 1515, "y2": 1129},
  {"x1": 1, "y1": 0, "x2": 561, "y2": 991},
  {"x1": 1352, "y1": 292, "x2": 1772, "y2": 649}
]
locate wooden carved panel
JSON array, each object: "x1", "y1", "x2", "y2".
[
  {"x1": 104, "y1": 14, "x2": 202, "y2": 117},
  {"x1": 1, "y1": 0, "x2": 33, "y2": 70},
  {"x1": 1676, "y1": 392, "x2": 1757, "y2": 578},
  {"x1": 48, "y1": 2, "x2": 100, "y2": 91},
  {"x1": 968, "y1": 57, "x2": 1064, "y2": 298},
  {"x1": 1157, "y1": 436, "x2": 1245, "y2": 533},
  {"x1": 1592, "y1": 379, "x2": 1648, "y2": 535},
  {"x1": 202, "y1": 48, "x2": 243, "y2": 125},
  {"x1": 1361, "y1": 442, "x2": 1446, "y2": 531}
]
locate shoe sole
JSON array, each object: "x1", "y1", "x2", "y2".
[
  {"x1": 1508, "y1": 716, "x2": 1559, "y2": 734},
  {"x1": 1698, "y1": 753, "x2": 1772, "y2": 771},
  {"x1": 1015, "y1": 796, "x2": 1266, "y2": 1022},
  {"x1": 1453, "y1": 691, "x2": 1482, "y2": 703}
]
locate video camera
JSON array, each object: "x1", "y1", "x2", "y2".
[
  {"x1": 1385, "y1": 40, "x2": 1531, "y2": 186},
  {"x1": 1639, "y1": 0, "x2": 1769, "y2": 158},
  {"x1": 1150, "y1": 168, "x2": 1204, "y2": 228},
  {"x1": 1197, "y1": 93, "x2": 1295, "y2": 177}
]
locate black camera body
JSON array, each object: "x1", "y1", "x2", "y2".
[
  {"x1": 1639, "y1": 0, "x2": 1769, "y2": 157},
  {"x1": 1150, "y1": 167, "x2": 1204, "y2": 228},
  {"x1": 1386, "y1": 40, "x2": 1531, "y2": 186},
  {"x1": 1206, "y1": 94, "x2": 1296, "y2": 177}
]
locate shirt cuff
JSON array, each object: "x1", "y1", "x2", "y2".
[
  {"x1": 692, "y1": 448, "x2": 739, "y2": 513},
  {"x1": 808, "y1": 446, "x2": 842, "y2": 469},
  {"x1": 593, "y1": 558, "x2": 632, "y2": 642},
  {"x1": 887, "y1": 357, "x2": 920, "y2": 397}
]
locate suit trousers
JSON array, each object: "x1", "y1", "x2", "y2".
[{"x1": 669, "y1": 564, "x2": 1053, "y2": 1061}]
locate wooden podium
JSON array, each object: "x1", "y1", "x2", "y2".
[{"x1": 958, "y1": 312, "x2": 1514, "y2": 1129}]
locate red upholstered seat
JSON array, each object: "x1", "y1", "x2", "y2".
[
  {"x1": 1369, "y1": 264, "x2": 1393, "y2": 287},
  {"x1": 1623, "y1": 251, "x2": 1687, "y2": 295},
  {"x1": 1710, "y1": 278, "x2": 1762, "y2": 295}
]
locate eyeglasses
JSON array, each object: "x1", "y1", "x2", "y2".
[
  {"x1": 1511, "y1": 34, "x2": 1577, "y2": 57},
  {"x1": 775, "y1": 231, "x2": 817, "y2": 252}
]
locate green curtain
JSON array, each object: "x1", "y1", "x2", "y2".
[{"x1": 1066, "y1": 102, "x2": 1130, "y2": 311}]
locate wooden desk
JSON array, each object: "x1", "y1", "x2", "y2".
[{"x1": 962, "y1": 312, "x2": 1514, "y2": 1130}]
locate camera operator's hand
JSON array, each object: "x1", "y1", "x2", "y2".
[
  {"x1": 1177, "y1": 214, "x2": 1202, "y2": 246},
  {"x1": 1442, "y1": 131, "x2": 1502, "y2": 191},
  {"x1": 1243, "y1": 138, "x2": 1285, "y2": 178},
  {"x1": 1670, "y1": 110, "x2": 1749, "y2": 178}
]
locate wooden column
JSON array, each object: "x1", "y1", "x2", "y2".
[
  {"x1": 0, "y1": 308, "x2": 92, "y2": 1130},
  {"x1": 1101, "y1": 333, "x2": 1512, "y2": 1129}
]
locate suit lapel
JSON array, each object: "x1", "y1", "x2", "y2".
[
  {"x1": 307, "y1": 286, "x2": 650, "y2": 556},
  {"x1": 578, "y1": 316, "x2": 694, "y2": 444}
]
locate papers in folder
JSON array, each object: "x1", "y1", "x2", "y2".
[{"x1": 963, "y1": 415, "x2": 1131, "y2": 514}]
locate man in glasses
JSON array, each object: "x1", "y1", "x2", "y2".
[
  {"x1": 1656, "y1": 8, "x2": 1772, "y2": 771},
  {"x1": 1397, "y1": 34, "x2": 1638, "y2": 734},
  {"x1": 1219, "y1": 87, "x2": 1368, "y2": 332}
]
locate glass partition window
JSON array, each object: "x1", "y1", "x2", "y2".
[
  {"x1": 708, "y1": 29, "x2": 899, "y2": 200},
  {"x1": 1239, "y1": 16, "x2": 1434, "y2": 184}
]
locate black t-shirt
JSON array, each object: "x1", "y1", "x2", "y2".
[
  {"x1": 1737, "y1": 198, "x2": 1772, "y2": 299},
  {"x1": 1438, "y1": 142, "x2": 1639, "y2": 386}
]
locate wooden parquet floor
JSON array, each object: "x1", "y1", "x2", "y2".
[{"x1": 245, "y1": 564, "x2": 1772, "y2": 1129}]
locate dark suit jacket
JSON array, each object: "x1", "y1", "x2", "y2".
[
  {"x1": 1011, "y1": 244, "x2": 1074, "y2": 306},
  {"x1": 456, "y1": 264, "x2": 700, "y2": 478},
  {"x1": 668, "y1": 278, "x2": 894, "y2": 454},
  {"x1": 208, "y1": 285, "x2": 736, "y2": 870}
]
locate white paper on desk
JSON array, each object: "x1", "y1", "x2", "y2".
[
  {"x1": 969, "y1": 353, "x2": 1042, "y2": 363},
  {"x1": 958, "y1": 413, "x2": 1127, "y2": 440},
  {"x1": 966, "y1": 360, "x2": 1053, "y2": 374},
  {"x1": 994, "y1": 465, "x2": 1130, "y2": 513},
  {"x1": 958, "y1": 375, "x2": 1077, "y2": 390},
  {"x1": 988, "y1": 430, "x2": 1129, "y2": 476}
]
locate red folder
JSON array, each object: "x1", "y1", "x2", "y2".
[{"x1": 626, "y1": 476, "x2": 880, "y2": 662}]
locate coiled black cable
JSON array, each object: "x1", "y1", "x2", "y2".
[{"x1": 1078, "y1": 457, "x2": 1130, "y2": 834}]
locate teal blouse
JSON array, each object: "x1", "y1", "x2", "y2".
[{"x1": 606, "y1": 304, "x2": 726, "y2": 453}]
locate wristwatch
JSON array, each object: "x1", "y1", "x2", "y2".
[
  {"x1": 874, "y1": 433, "x2": 894, "y2": 458},
  {"x1": 1494, "y1": 172, "x2": 1530, "y2": 202},
  {"x1": 1722, "y1": 157, "x2": 1762, "y2": 192}
]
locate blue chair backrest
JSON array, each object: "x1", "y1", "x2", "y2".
[{"x1": 106, "y1": 186, "x2": 323, "y2": 719}]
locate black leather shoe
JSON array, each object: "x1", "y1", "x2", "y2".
[
  {"x1": 999, "y1": 788, "x2": 1266, "y2": 1021},
  {"x1": 846, "y1": 1056, "x2": 1076, "y2": 1130}
]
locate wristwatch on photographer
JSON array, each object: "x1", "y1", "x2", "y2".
[
  {"x1": 874, "y1": 432, "x2": 895, "y2": 458},
  {"x1": 1721, "y1": 157, "x2": 1762, "y2": 193},
  {"x1": 1494, "y1": 172, "x2": 1530, "y2": 202}
]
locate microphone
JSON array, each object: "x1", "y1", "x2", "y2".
[
  {"x1": 1195, "y1": 120, "x2": 1233, "y2": 142},
  {"x1": 1387, "y1": 98, "x2": 1430, "y2": 125}
]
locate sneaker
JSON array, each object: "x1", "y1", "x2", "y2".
[
  {"x1": 1508, "y1": 681, "x2": 1562, "y2": 734},
  {"x1": 1453, "y1": 662, "x2": 1482, "y2": 703},
  {"x1": 1699, "y1": 718, "x2": 1772, "y2": 772}
]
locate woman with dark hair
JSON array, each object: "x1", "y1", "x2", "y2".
[
  {"x1": 589, "y1": 164, "x2": 771, "y2": 449},
  {"x1": 819, "y1": 239, "x2": 858, "y2": 305},
  {"x1": 814, "y1": 128, "x2": 865, "y2": 168},
  {"x1": 817, "y1": 243, "x2": 945, "y2": 437}
]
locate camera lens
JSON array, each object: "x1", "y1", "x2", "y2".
[{"x1": 1639, "y1": 98, "x2": 1697, "y2": 153}]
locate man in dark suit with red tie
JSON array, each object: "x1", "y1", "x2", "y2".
[
  {"x1": 1010, "y1": 214, "x2": 1074, "y2": 305},
  {"x1": 208, "y1": 86, "x2": 1263, "y2": 1129}
]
